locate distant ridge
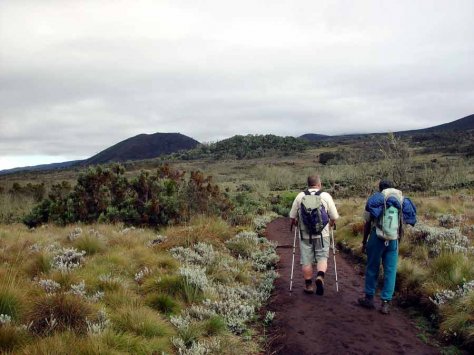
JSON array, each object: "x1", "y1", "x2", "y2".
[
  {"x1": 399, "y1": 113, "x2": 474, "y2": 134},
  {"x1": 0, "y1": 160, "x2": 83, "y2": 176},
  {"x1": 299, "y1": 133, "x2": 331, "y2": 142},
  {"x1": 300, "y1": 113, "x2": 474, "y2": 141},
  {"x1": 82, "y1": 132, "x2": 200, "y2": 165}
]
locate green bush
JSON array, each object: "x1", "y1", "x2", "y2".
[{"x1": 23, "y1": 164, "x2": 232, "y2": 228}]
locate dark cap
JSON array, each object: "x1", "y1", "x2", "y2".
[{"x1": 379, "y1": 180, "x2": 392, "y2": 192}]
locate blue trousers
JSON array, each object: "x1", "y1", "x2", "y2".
[{"x1": 364, "y1": 229, "x2": 398, "y2": 301}]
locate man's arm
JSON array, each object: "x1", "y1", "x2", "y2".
[
  {"x1": 324, "y1": 193, "x2": 339, "y2": 228},
  {"x1": 289, "y1": 193, "x2": 302, "y2": 230},
  {"x1": 362, "y1": 211, "x2": 372, "y2": 253}
]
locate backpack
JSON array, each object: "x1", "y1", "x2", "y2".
[
  {"x1": 375, "y1": 188, "x2": 403, "y2": 241},
  {"x1": 299, "y1": 190, "x2": 329, "y2": 242}
]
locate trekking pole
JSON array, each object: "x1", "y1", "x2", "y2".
[
  {"x1": 289, "y1": 225, "x2": 298, "y2": 293},
  {"x1": 331, "y1": 227, "x2": 339, "y2": 292}
]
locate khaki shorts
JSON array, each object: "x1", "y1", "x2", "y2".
[{"x1": 299, "y1": 235, "x2": 330, "y2": 265}]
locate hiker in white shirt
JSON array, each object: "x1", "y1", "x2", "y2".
[{"x1": 289, "y1": 175, "x2": 339, "y2": 295}]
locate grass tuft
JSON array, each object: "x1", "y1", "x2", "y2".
[
  {"x1": 147, "y1": 294, "x2": 181, "y2": 315},
  {"x1": 24, "y1": 252, "x2": 52, "y2": 278},
  {"x1": 26, "y1": 293, "x2": 93, "y2": 335},
  {"x1": 203, "y1": 315, "x2": 226, "y2": 336},
  {"x1": 111, "y1": 306, "x2": 174, "y2": 338},
  {"x1": 0, "y1": 289, "x2": 22, "y2": 320},
  {"x1": 0, "y1": 324, "x2": 30, "y2": 353},
  {"x1": 161, "y1": 216, "x2": 235, "y2": 248},
  {"x1": 430, "y1": 253, "x2": 474, "y2": 289},
  {"x1": 73, "y1": 234, "x2": 105, "y2": 255}
]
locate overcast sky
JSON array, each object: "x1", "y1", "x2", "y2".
[{"x1": 1, "y1": 0, "x2": 473, "y2": 170}]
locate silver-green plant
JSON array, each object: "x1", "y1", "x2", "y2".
[
  {"x1": 38, "y1": 279, "x2": 61, "y2": 294},
  {"x1": 429, "y1": 280, "x2": 474, "y2": 306},
  {"x1": 51, "y1": 247, "x2": 86, "y2": 272},
  {"x1": 86, "y1": 309, "x2": 110, "y2": 334},
  {"x1": 412, "y1": 223, "x2": 472, "y2": 255}
]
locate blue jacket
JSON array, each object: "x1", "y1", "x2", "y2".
[{"x1": 365, "y1": 192, "x2": 417, "y2": 226}]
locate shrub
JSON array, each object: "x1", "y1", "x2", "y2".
[
  {"x1": 319, "y1": 152, "x2": 342, "y2": 165},
  {"x1": 24, "y1": 164, "x2": 233, "y2": 228}
]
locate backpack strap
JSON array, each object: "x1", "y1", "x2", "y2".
[{"x1": 302, "y1": 189, "x2": 314, "y2": 242}]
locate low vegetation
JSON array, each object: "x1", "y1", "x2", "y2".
[
  {"x1": 0, "y1": 214, "x2": 278, "y2": 353},
  {"x1": 22, "y1": 164, "x2": 232, "y2": 228},
  {"x1": 0, "y1": 132, "x2": 473, "y2": 353}
]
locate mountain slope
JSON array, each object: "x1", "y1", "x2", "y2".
[{"x1": 83, "y1": 132, "x2": 200, "y2": 165}]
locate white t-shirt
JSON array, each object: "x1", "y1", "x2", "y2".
[{"x1": 289, "y1": 188, "x2": 339, "y2": 238}]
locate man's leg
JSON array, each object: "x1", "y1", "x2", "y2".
[
  {"x1": 316, "y1": 260, "x2": 327, "y2": 273},
  {"x1": 314, "y1": 234, "x2": 330, "y2": 295},
  {"x1": 314, "y1": 259, "x2": 327, "y2": 295},
  {"x1": 300, "y1": 238, "x2": 315, "y2": 293},
  {"x1": 380, "y1": 239, "x2": 399, "y2": 314},
  {"x1": 364, "y1": 230, "x2": 384, "y2": 298}
]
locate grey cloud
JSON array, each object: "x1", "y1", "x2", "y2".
[{"x1": 0, "y1": 0, "x2": 473, "y2": 167}]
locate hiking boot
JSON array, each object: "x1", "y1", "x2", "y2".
[
  {"x1": 315, "y1": 276, "x2": 324, "y2": 296},
  {"x1": 358, "y1": 296, "x2": 375, "y2": 309},
  {"x1": 380, "y1": 300, "x2": 390, "y2": 315},
  {"x1": 303, "y1": 280, "x2": 314, "y2": 294}
]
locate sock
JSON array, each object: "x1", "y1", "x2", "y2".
[
  {"x1": 305, "y1": 279, "x2": 312, "y2": 286},
  {"x1": 316, "y1": 271, "x2": 325, "y2": 278}
]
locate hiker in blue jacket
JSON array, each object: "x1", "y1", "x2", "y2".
[{"x1": 358, "y1": 180, "x2": 414, "y2": 314}]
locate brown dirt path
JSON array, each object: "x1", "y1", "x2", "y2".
[{"x1": 265, "y1": 217, "x2": 440, "y2": 355}]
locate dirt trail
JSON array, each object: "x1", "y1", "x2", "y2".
[{"x1": 265, "y1": 217, "x2": 439, "y2": 355}]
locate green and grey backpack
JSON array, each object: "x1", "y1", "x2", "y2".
[{"x1": 375, "y1": 188, "x2": 403, "y2": 241}]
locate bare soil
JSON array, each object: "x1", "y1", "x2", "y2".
[{"x1": 264, "y1": 217, "x2": 440, "y2": 355}]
